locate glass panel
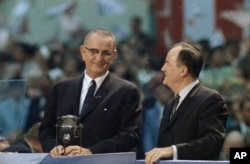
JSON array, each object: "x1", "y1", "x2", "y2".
[{"x1": 0, "y1": 79, "x2": 28, "y2": 143}]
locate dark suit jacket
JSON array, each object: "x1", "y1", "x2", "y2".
[
  {"x1": 39, "y1": 73, "x2": 143, "y2": 154},
  {"x1": 158, "y1": 83, "x2": 227, "y2": 160},
  {"x1": 2, "y1": 141, "x2": 33, "y2": 153}
]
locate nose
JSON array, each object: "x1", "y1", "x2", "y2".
[
  {"x1": 161, "y1": 65, "x2": 165, "y2": 72},
  {"x1": 95, "y1": 52, "x2": 105, "y2": 61}
]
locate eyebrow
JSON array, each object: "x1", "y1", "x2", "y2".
[{"x1": 84, "y1": 46, "x2": 114, "y2": 52}]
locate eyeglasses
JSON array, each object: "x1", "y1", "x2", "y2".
[{"x1": 84, "y1": 46, "x2": 115, "y2": 58}]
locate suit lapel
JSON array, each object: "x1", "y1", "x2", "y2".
[
  {"x1": 80, "y1": 74, "x2": 111, "y2": 119},
  {"x1": 162, "y1": 84, "x2": 200, "y2": 131},
  {"x1": 80, "y1": 88, "x2": 107, "y2": 118},
  {"x1": 167, "y1": 100, "x2": 175, "y2": 122},
  {"x1": 71, "y1": 75, "x2": 84, "y2": 116}
]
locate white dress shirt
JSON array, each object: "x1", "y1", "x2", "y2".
[{"x1": 79, "y1": 71, "x2": 108, "y2": 114}]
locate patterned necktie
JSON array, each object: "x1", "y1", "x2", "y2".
[
  {"x1": 81, "y1": 80, "x2": 96, "y2": 116},
  {"x1": 170, "y1": 94, "x2": 180, "y2": 119}
]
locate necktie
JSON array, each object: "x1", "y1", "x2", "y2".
[
  {"x1": 81, "y1": 80, "x2": 96, "y2": 116},
  {"x1": 170, "y1": 94, "x2": 180, "y2": 119}
]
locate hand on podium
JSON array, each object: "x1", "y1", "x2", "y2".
[
  {"x1": 145, "y1": 146, "x2": 173, "y2": 164},
  {"x1": 50, "y1": 145, "x2": 92, "y2": 157}
]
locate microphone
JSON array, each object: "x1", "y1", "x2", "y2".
[{"x1": 56, "y1": 115, "x2": 83, "y2": 147}]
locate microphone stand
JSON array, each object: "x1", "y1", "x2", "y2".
[{"x1": 56, "y1": 115, "x2": 83, "y2": 155}]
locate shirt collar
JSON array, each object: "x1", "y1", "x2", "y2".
[
  {"x1": 178, "y1": 79, "x2": 199, "y2": 102},
  {"x1": 83, "y1": 70, "x2": 109, "y2": 90}
]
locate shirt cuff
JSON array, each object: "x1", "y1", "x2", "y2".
[{"x1": 171, "y1": 145, "x2": 178, "y2": 160}]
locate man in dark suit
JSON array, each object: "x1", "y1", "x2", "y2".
[
  {"x1": 39, "y1": 29, "x2": 143, "y2": 157},
  {"x1": 145, "y1": 42, "x2": 228, "y2": 163}
]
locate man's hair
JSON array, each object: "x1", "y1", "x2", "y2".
[
  {"x1": 83, "y1": 29, "x2": 116, "y2": 50},
  {"x1": 174, "y1": 42, "x2": 203, "y2": 78}
]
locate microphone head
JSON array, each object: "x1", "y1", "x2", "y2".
[
  {"x1": 57, "y1": 115, "x2": 80, "y2": 147},
  {"x1": 62, "y1": 133, "x2": 71, "y2": 146}
]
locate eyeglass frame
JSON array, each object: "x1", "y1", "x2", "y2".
[{"x1": 84, "y1": 45, "x2": 116, "y2": 58}]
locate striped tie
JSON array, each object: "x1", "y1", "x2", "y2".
[{"x1": 170, "y1": 94, "x2": 180, "y2": 119}]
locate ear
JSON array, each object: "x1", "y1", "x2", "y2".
[
  {"x1": 180, "y1": 65, "x2": 188, "y2": 77},
  {"x1": 110, "y1": 50, "x2": 117, "y2": 64},
  {"x1": 80, "y1": 45, "x2": 85, "y2": 61},
  {"x1": 113, "y1": 50, "x2": 117, "y2": 58}
]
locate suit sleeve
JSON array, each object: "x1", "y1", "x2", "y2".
[
  {"x1": 176, "y1": 92, "x2": 228, "y2": 160},
  {"x1": 39, "y1": 84, "x2": 58, "y2": 152}
]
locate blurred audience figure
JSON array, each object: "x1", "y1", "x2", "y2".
[
  {"x1": 195, "y1": 39, "x2": 211, "y2": 69},
  {"x1": 1, "y1": 122, "x2": 43, "y2": 153},
  {"x1": 224, "y1": 40, "x2": 241, "y2": 67},
  {"x1": 46, "y1": 0, "x2": 88, "y2": 50},
  {"x1": 136, "y1": 55, "x2": 158, "y2": 93},
  {"x1": 47, "y1": 50, "x2": 65, "y2": 81},
  {"x1": 59, "y1": 0, "x2": 88, "y2": 49},
  {"x1": 220, "y1": 131, "x2": 245, "y2": 160},
  {"x1": 228, "y1": 98, "x2": 250, "y2": 147},
  {"x1": 0, "y1": 13, "x2": 10, "y2": 51},
  {"x1": 237, "y1": 51, "x2": 250, "y2": 82},
  {"x1": 0, "y1": 136, "x2": 10, "y2": 151},
  {"x1": 123, "y1": 15, "x2": 154, "y2": 56},
  {"x1": 24, "y1": 75, "x2": 53, "y2": 131},
  {"x1": 0, "y1": 80, "x2": 30, "y2": 138},
  {"x1": 111, "y1": 59, "x2": 134, "y2": 83},
  {"x1": 0, "y1": 51, "x2": 16, "y2": 80},
  {"x1": 199, "y1": 45, "x2": 240, "y2": 94},
  {"x1": 8, "y1": 41, "x2": 43, "y2": 79},
  {"x1": 60, "y1": 56, "x2": 81, "y2": 80},
  {"x1": 141, "y1": 72, "x2": 173, "y2": 154},
  {"x1": 8, "y1": 0, "x2": 37, "y2": 39}
]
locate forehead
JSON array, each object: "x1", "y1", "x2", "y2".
[
  {"x1": 87, "y1": 33, "x2": 114, "y2": 43},
  {"x1": 166, "y1": 46, "x2": 182, "y2": 60}
]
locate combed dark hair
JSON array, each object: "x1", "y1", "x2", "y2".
[{"x1": 174, "y1": 42, "x2": 203, "y2": 78}]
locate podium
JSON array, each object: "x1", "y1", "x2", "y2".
[
  {"x1": 0, "y1": 153, "x2": 230, "y2": 164},
  {"x1": 0, "y1": 153, "x2": 48, "y2": 164},
  {"x1": 0, "y1": 152, "x2": 136, "y2": 164},
  {"x1": 136, "y1": 160, "x2": 229, "y2": 164},
  {"x1": 41, "y1": 152, "x2": 136, "y2": 164}
]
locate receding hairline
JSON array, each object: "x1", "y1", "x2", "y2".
[
  {"x1": 83, "y1": 29, "x2": 116, "y2": 49},
  {"x1": 172, "y1": 42, "x2": 203, "y2": 78},
  {"x1": 173, "y1": 42, "x2": 200, "y2": 55}
]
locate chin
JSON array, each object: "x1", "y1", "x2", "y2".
[{"x1": 162, "y1": 80, "x2": 168, "y2": 86}]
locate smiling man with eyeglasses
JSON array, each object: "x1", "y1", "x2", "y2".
[
  {"x1": 80, "y1": 30, "x2": 117, "y2": 79},
  {"x1": 39, "y1": 29, "x2": 143, "y2": 157},
  {"x1": 84, "y1": 46, "x2": 115, "y2": 58}
]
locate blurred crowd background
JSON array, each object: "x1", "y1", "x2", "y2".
[{"x1": 0, "y1": 0, "x2": 249, "y2": 160}]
